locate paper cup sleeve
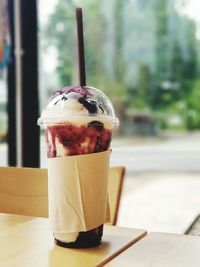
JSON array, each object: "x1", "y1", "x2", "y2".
[{"x1": 48, "y1": 150, "x2": 111, "y2": 233}]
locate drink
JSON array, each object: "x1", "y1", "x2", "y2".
[{"x1": 38, "y1": 86, "x2": 118, "y2": 248}]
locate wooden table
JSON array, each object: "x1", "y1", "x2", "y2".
[
  {"x1": 0, "y1": 213, "x2": 146, "y2": 267},
  {"x1": 106, "y1": 232, "x2": 200, "y2": 267}
]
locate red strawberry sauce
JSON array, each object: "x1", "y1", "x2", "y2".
[{"x1": 45, "y1": 122, "x2": 112, "y2": 158}]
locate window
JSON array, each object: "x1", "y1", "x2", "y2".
[
  {"x1": 38, "y1": 0, "x2": 200, "y2": 233},
  {"x1": 38, "y1": 0, "x2": 200, "y2": 171}
]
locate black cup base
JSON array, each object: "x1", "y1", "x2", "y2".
[
  {"x1": 54, "y1": 237, "x2": 102, "y2": 249},
  {"x1": 54, "y1": 224, "x2": 103, "y2": 249}
]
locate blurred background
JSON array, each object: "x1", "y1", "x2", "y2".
[
  {"x1": 0, "y1": 0, "x2": 200, "y2": 233},
  {"x1": 39, "y1": 0, "x2": 200, "y2": 134}
]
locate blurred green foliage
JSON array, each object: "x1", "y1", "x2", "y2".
[{"x1": 43, "y1": 0, "x2": 200, "y2": 132}]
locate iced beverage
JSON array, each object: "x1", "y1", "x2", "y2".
[{"x1": 38, "y1": 86, "x2": 118, "y2": 248}]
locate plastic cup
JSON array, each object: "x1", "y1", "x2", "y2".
[{"x1": 38, "y1": 86, "x2": 118, "y2": 248}]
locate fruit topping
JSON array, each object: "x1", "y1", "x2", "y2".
[
  {"x1": 78, "y1": 98, "x2": 98, "y2": 114},
  {"x1": 88, "y1": 121, "x2": 104, "y2": 130},
  {"x1": 46, "y1": 123, "x2": 112, "y2": 157},
  {"x1": 54, "y1": 86, "x2": 88, "y2": 97},
  {"x1": 61, "y1": 95, "x2": 68, "y2": 101}
]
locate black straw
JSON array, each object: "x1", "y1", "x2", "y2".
[{"x1": 76, "y1": 7, "x2": 86, "y2": 86}]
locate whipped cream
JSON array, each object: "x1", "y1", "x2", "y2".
[
  {"x1": 38, "y1": 86, "x2": 119, "y2": 128},
  {"x1": 41, "y1": 91, "x2": 102, "y2": 119}
]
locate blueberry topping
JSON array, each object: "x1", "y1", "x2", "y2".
[
  {"x1": 54, "y1": 86, "x2": 88, "y2": 97},
  {"x1": 54, "y1": 99, "x2": 61, "y2": 105},
  {"x1": 88, "y1": 121, "x2": 104, "y2": 130},
  {"x1": 61, "y1": 95, "x2": 68, "y2": 101},
  {"x1": 79, "y1": 97, "x2": 98, "y2": 114}
]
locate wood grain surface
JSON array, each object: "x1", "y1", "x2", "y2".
[{"x1": 0, "y1": 213, "x2": 146, "y2": 267}]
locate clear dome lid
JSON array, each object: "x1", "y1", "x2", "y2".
[{"x1": 38, "y1": 86, "x2": 119, "y2": 127}]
